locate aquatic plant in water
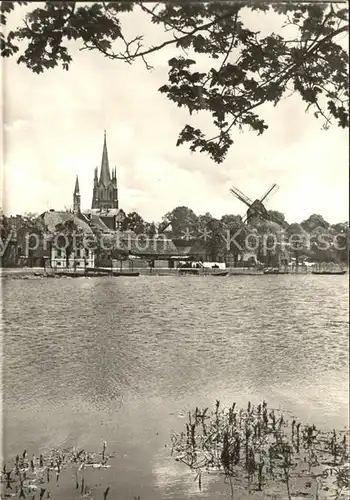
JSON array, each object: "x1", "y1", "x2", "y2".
[
  {"x1": 171, "y1": 401, "x2": 350, "y2": 499},
  {"x1": 0, "y1": 442, "x2": 113, "y2": 499}
]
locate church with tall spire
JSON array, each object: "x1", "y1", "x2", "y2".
[
  {"x1": 73, "y1": 131, "x2": 124, "y2": 231},
  {"x1": 91, "y1": 130, "x2": 119, "y2": 210}
]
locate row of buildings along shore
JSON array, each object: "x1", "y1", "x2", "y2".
[{"x1": 3, "y1": 132, "x2": 290, "y2": 270}]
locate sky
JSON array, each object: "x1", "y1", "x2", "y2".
[{"x1": 2, "y1": 3, "x2": 349, "y2": 224}]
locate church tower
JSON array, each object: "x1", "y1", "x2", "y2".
[
  {"x1": 91, "y1": 131, "x2": 118, "y2": 210},
  {"x1": 73, "y1": 175, "x2": 81, "y2": 214}
]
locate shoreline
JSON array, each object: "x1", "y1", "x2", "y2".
[
  {"x1": 0, "y1": 267, "x2": 263, "y2": 279},
  {"x1": 1, "y1": 265, "x2": 348, "y2": 279}
]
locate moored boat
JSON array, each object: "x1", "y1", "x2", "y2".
[
  {"x1": 178, "y1": 268, "x2": 201, "y2": 275},
  {"x1": 178, "y1": 266, "x2": 229, "y2": 276},
  {"x1": 263, "y1": 268, "x2": 290, "y2": 275},
  {"x1": 85, "y1": 267, "x2": 140, "y2": 277},
  {"x1": 311, "y1": 262, "x2": 347, "y2": 275},
  {"x1": 311, "y1": 270, "x2": 347, "y2": 275},
  {"x1": 112, "y1": 271, "x2": 140, "y2": 277}
]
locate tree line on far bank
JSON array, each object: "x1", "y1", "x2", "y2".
[
  {"x1": 1, "y1": 208, "x2": 348, "y2": 267},
  {"x1": 121, "y1": 206, "x2": 349, "y2": 264}
]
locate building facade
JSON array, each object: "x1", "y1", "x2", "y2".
[
  {"x1": 51, "y1": 245, "x2": 94, "y2": 269},
  {"x1": 40, "y1": 210, "x2": 95, "y2": 269}
]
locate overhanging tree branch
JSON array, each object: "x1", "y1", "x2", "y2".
[{"x1": 1, "y1": 2, "x2": 348, "y2": 163}]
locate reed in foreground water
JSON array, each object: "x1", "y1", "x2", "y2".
[
  {"x1": 0, "y1": 442, "x2": 114, "y2": 500},
  {"x1": 2, "y1": 401, "x2": 349, "y2": 499},
  {"x1": 171, "y1": 401, "x2": 349, "y2": 499}
]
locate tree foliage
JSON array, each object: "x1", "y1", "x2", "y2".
[
  {"x1": 163, "y1": 206, "x2": 198, "y2": 239},
  {"x1": 267, "y1": 210, "x2": 287, "y2": 227},
  {"x1": 0, "y1": 212, "x2": 47, "y2": 266},
  {"x1": 121, "y1": 211, "x2": 146, "y2": 234},
  {"x1": 301, "y1": 213, "x2": 330, "y2": 232},
  {"x1": 199, "y1": 215, "x2": 223, "y2": 261},
  {"x1": 1, "y1": 1, "x2": 348, "y2": 163}
]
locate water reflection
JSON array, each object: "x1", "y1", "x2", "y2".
[{"x1": 2, "y1": 275, "x2": 349, "y2": 498}]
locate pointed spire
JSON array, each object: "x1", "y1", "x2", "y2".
[
  {"x1": 73, "y1": 175, "x2": 81, "y2": 214},
  {"x1": 74, "y1": 174, "x2": 80, "y2": 194},
  {"x1": 99, "y1": 130, "x2": 111, "y2": 185}
]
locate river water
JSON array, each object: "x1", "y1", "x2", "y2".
[{"x1": 2, "y1": 275, "x2": 349, "y2": 499}]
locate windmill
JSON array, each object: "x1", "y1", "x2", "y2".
[{"x1": 230, "y1": 183, "x2": 280, "y2": 225}]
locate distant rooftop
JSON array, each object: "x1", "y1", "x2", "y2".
[
  {"x1": 40, "y1": 210, "x2": 93, "y2": 234},
  {"x1": 84, "y1": 208, "x2": 123, "y2": 217}
]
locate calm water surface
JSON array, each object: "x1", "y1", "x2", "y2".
[{"x1": 2, "y1": 275, "x2": 349, "y2": 499}]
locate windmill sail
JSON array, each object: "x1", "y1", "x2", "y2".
[
  {"x1": 229, "y1": 183, "x2": 281, "y2": 225},
  {"x1": 230, "y1": 187, "x2": 253, "y2": 208},
  {"x1": 260, "y1": 183, "x2": 279, "y2": 204}
]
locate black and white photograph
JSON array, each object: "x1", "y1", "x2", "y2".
[{"x1": 1, "y1": 1, "x2": 349, "y2": 499}]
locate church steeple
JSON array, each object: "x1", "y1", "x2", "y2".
[
  {"x1": 99, "y1": 130, "x2": 111, "y2": 185},
  {"x1": 91, "y1": 131, "x2": 119, "y2": 211},
  {"x1": 73, "y1": 175, "x2": 81, "y2": 214}
]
